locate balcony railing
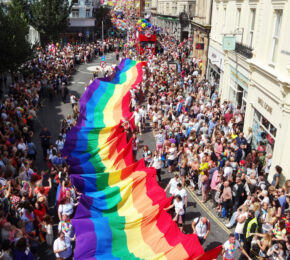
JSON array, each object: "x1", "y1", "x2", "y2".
[{"x1": 235, "y1": 42, "x2": 253, "y2": 59}]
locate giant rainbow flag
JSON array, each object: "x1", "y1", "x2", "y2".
[{"x1": 62, "y1": 59, "x2": 221, "y2": 259}]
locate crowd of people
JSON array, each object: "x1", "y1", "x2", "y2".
[
  {"x1": 0, "y1": 39, "x2": 122, "y2": 259},
  {"x1": 120, "y1": 20, "x2": 290, "y2": 259},
  {"x1": 0, "y1": 13, "x2": 289, "y2": 260}
]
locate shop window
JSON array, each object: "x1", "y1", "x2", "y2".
[
  {"x1": 252, "y1": 109, "x2": 276, "y2": 154},
  {"x1": 229, "y1": 82, "x2": 247, "y2": 112}
]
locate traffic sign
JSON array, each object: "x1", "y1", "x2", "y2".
[
  {"x1": 100, "y1": 61, "x2": 107, "y2": 68},
  {"x1": 101, "y1": 56, "x2": 106, "y2": 61}
]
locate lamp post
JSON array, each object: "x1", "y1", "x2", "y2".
[{"x1": 102, "y1": 20, "x2": 104, "y2": 41}]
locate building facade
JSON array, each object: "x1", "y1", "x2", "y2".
[
  {"x1": 66, "y1": 0, "x2": 97, "y2": 41},
  {"x1": 151, "y1": 0, "x2": 195, "y2": 41},
  {"x1": 191, "y1": 0, "x2": 212, "y2": 77},
  {"x1": 209, "y1": 0, "x2": 290, "y2": 182}
]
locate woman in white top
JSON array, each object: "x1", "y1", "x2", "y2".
[
  {"x1": 166, "y1": 143, "x2": 177, "y2": 173},
  {"x1": 58, "y1": 196, "x2": 77, "y2": 220},
  {"x1": 234, "y1": 205, "x2": 249, "y2": 243},
  {"x1": 164, "y1": 195, "x2": 184, "y2": 232},
  {"x1": 55, "y1": 136, "x2": 65, "y2": 151},
  {"x1": 149, "y1": 150, "x2": 162, "y2": 183},
  {"x1": 165, "y1": 174, "x2": 181, "y2": 196}
]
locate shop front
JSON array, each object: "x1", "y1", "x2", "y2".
[
  {"x1": 243, "y1": 76, "x2": 288, "y2": 181},
  {"x1": 207, "y1": 46, "x2": 224, "y2": 92},
  {"x1": 228, "y1": 65, "x2": 249, "y2": 112}
]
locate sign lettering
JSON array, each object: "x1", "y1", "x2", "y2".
[{"x1": 258, "y1": 97, "x2": 272, "y2": 114}]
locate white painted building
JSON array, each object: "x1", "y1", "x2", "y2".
[
  {"x1": 66, "y1": 0, "x2": 97, "y2": 40},
  {"x1": 209, "y1": 0, "x2": 290, "y2": 182},
  {"x1": 151, "y1": 0, "x2": 195, "y2": 40}
]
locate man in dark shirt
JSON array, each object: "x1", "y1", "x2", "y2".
[
  {"x1": 39, "y1": 127, "x2": 51, "y2": 160},
  {"x1": 232, "y1": 177, "x2": 245, "y2": 212},
  {"x1": 237, "y1": 132, "x2": 248, "y2": 147}
]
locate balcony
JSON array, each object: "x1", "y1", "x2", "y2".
[{"x1": 235, "y1": 42, "x2": 253, "y2": 59}]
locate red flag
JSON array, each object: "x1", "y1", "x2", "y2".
[{"x1": 193, "y1": 245, "x2": 222, "y2": 260}]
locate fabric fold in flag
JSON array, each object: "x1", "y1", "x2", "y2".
[{"x1": 63, "y1": 58, "x2": 219, "y2": 259}]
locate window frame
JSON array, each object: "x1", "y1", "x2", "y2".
[
  {"x1": 248, "y1": 8, "x2": 256, "y2": 48},
  {"x1": 269, "y1": 9, "x2": 283, "y2": 65}
]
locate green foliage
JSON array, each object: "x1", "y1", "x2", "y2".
[
  {"x1": 24, "y1": 0, "x2": 73, "y2": 44},
  {"x1": 94, "y1": 6, "x2": 112, "y2": 31},
  {"x1": 0, "y1": 1, "x2": 33, "y2": 73}
]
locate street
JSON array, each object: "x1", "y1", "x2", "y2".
[{"x1": 32, "y1": 54, "x2": 233, "y2": 259}]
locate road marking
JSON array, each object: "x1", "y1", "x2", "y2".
[
  {"x1": 186, "y1": 187, "x2": 231, "y2": 234},
  {"x1": 71, "y1": 81, "x2": 75, "y2": 84},
  {"x1": 77, "y1": 81, "x2": 86, "y2": 84},
  {"x1": 76, "y1": 69, "x2": 93, "y2": 75}
]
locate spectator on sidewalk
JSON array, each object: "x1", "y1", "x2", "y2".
[
  {"x1": 192, "y1": 217, "x2": 210, "y2": 245},
  {"x1": 221, "y1": 233, "x2": 252, "y2": 260}
]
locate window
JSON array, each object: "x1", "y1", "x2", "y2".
[
  {"x1": 72, "y1": 0, "x2": 78, "y2": 4},
  {"x1": 236, "y1": 8, "x2": 241, "y2": 29},
  {"x1": 252, "y1": 110, "x2": 276, "y2": 153},
  {"x1": 215, "y1": 7, "x2": 219, "y2": 34},
  {"x1": 222, "y1": 7, "x2": 227, "y2": 33},
  {"x1": 86, "y1": 9, "x2": 90, "y2": 17},
  {"x1": 72, "y1": 9, "x2": 79, "y2": 17},
  {"x1": 270, "y1": 10, "x2": 283, "y2": 64},
  {"x1": 248, "y1": 9, "x2": 256, "y2": 48}
]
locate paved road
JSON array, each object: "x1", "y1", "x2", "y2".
[
  {"x1": 34, "y1": 53, "x2": 232, "y2": 259},
  {"x1": 33, "y1": 53, "x2": 117, "y2": 260}
]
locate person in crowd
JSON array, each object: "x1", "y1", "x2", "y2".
[
  {"x1": 149, "y1": 150, "x2": 162, "y2": 183},
  {"x1": 164, "y1": 195, "x2": 185, "y2": 232},
  {"x1": 192, "y1": 217, "x2": 210, "y2": 245},
  {"x1": 165, "y1": 173, "x2": 181, "y2": 196},
  {"x1": 42, "y1": 215, "x2": 54, "y2": 248},
  {"x1": 173, "y1": 183, "x2": 188, "y2": 210},
  {"x1": 242, "y1": 210, "x2": 258, "y2": 259},
  {"x1": 248, "y1": 231, "x2": 273, "y2": 260},
  {"x1": 53, "y1": 231, "x2": 74, "y2": 260},
  {"x1": 272, "y1": 165, "x2": 282, "y2": 189},
  {"x1": 221, "y1": 233, "x2": 252, "y2": 260}
]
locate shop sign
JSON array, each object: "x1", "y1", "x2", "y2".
[
  {"x1": 208, "y1": 46, "x2": 224, "y2": 70},
  {"x1": 258, "y1": 97, "x2": 273, "y2": 114},
  {"x1": 230, "y1": 68, "x2": 248, "y2": 90},
  {"x1": 223, "y1": 36, "x2": 236, "y2": 51},
  {"x1": 196, "y1": 43, "x2": 204, "y2": 50}
]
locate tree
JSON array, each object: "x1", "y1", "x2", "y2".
[
  {"x1": 23, "y1": 0, "x2": 72, "y2": 45},
  {"x1": 0, "y1": 1, "x2": 33, "y2": 74},
  {"x1": 94, "y1": 6, "x2": 113, "y2": 37}
]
